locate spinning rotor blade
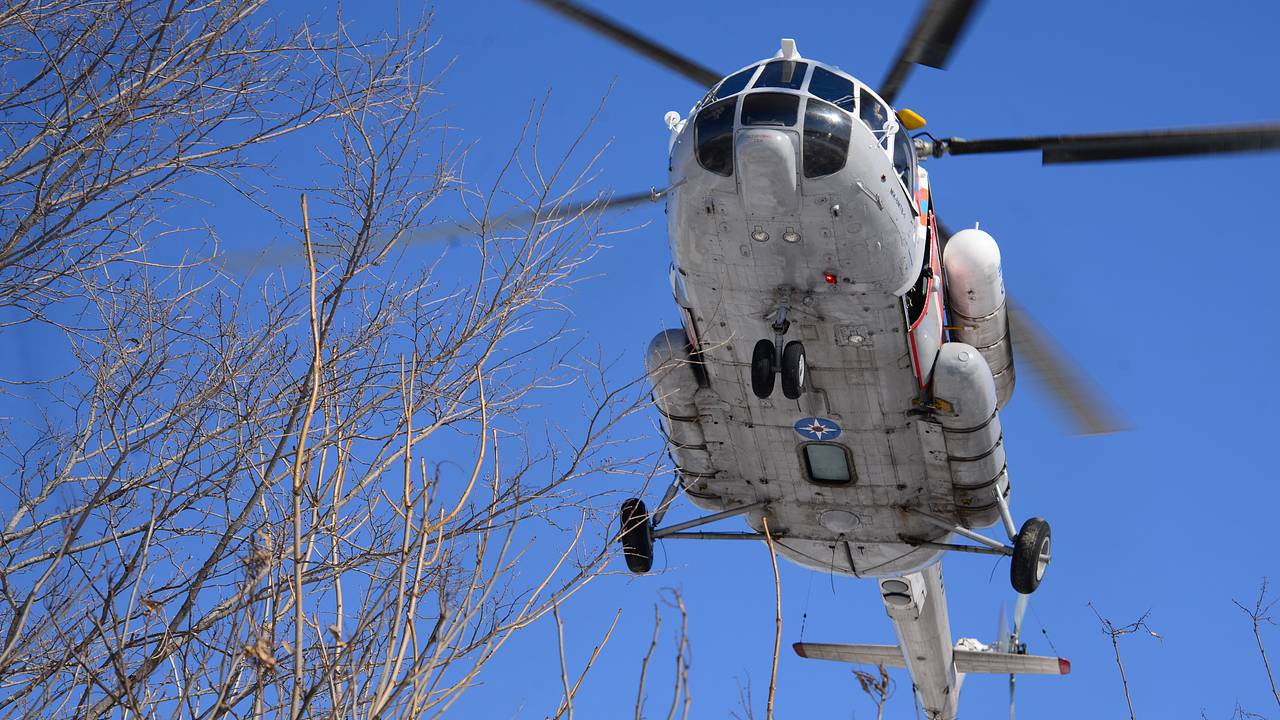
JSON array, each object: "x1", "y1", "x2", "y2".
[
  {"x1": 219, "y1": 190, "x2": 661, "y2": 271},
  {"x1": 392, "y1": 189, "x2": 661, "y2": 247},
  {"x1": 937, "y1": 219, "x2": 1123, "y2": 435},
  {"x1": 1009, "y1": 593, "x2": 1030, "y2": 720},
  {"x1": 528, "y1": 0, "x2": 722, "y2": 87},
  {"x1": 933, "y1": 122, "x2": 1280, "y2": 163},
  {"x1": 879, "y1": 0, "x2": 985, "y2": 106},
  {"x1": 1007, "y1": 300, "x2": 1125, "y2": 435}
]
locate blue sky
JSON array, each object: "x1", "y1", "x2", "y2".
[
  {"x1": 416, "y1": 1, "x2": 1280, "y2": 718},
  {"x1": 11, "y1": 1, "x2": 1268, "y2": 717}
]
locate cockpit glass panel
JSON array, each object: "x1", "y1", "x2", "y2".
[
  {"x1": 803, "y1": 99, "x2": 851, "y2": 178},
  {"x1": 752, "y1": 60, "x2": 809, "y2": 90},
  {"x1": 893, "y1": 126, "x2": 917, "y2": 193},
  {"x1": 695, "y1": 97, "x2": 737, "y2": 177},
  {"x1": 714, "y1": 66, "x2": 757, "y2": 100},
  {"x1": 808, "y1": 67, "x2": 856, "y2": 111},
  {"x1": 741, "y1": 92, "x2": 800, "y2": 127},
  {"x1": 859, "y1": 90, "x2": 890, "y2": 138}
]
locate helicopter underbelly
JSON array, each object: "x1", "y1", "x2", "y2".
[{"x1": 664, "y1": 215, "x2": 958, "y2": 576}]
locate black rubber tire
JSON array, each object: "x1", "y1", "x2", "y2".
[
  {"x1": 1011, "y1": 517, "x2": 1051, "y2": 594},
  {"x1": 619, "y1": 498, "x2": 653, "y2": 574},
  {"x1": 751, "y1": 339, "x2": 776, "y2": 399},
  {"x1": 780, "y1": 341, "x2": 807, "y2": 400}
]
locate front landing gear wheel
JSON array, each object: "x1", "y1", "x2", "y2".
[
  {"x1": 780, "y1": 341, "x2": 806, "y2": 399},
  {"x1": 619, "y1": 498, "x2": 654, "y2": 574},
  {"x1": 751, "y1": 339, "x2": 776, "y2": 399},
  {"x1": 1011, "y1": 517, "x2": 1051, "y2": 594}
]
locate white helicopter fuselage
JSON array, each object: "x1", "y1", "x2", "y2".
[
  {"x1": 650, "y1": 53, "x2": 1013, "y2": 578},
  {"x1": 642, "y1": 49, "x2": 1037, "y2": 720}
]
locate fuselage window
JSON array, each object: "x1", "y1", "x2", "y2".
[
  {"x1": 893, "y1": 127, "x2": 917, "y2": 195},
  {"x1": 803, "y1": 99, "x2": 851, "y2": 178},
  {"x1": 752, "y1": 60, "x2": 809, "y2": 90},
  {"x1": 808, "y1": 67, "x2": 856, "y2": 111},
  {"x1": 742, "y1": 92, "x2": 800, "y2": 127},
  {"x1": 695, "y1": 97, "x2": 737, "y2": 176},
  {"x1": 801, "y1": 442, "x2": 855, "y2": 485},
  {"x1": 859, "y1": 91, "x2": 890, "y2": 143},
  {"x1": 713, "y1": 66, "x2": 758, "y2": 101}
]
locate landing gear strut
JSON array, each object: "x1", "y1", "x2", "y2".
[
  {"x1": 616, "y1": 494, "x2": 768, "y2": 574},
  {"x1": 751, "y1": 297, "x2": 806, "y2": 400},
  {"x1": 904, "y1": 487, "x2": 1053, "y2": 595}
]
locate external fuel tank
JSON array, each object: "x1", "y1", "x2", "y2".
[{"x1": 942, "y1": 228, "x2": 1015, "y2": 408}]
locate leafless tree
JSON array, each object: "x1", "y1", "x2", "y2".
[
  {"x1": 852, "y1": 664, "x2": 893, "y2": 720},
  {"x1": 632, "y1": 588, "x2": 691, "y2": 720},
  {"x1": 1090, "y1": 603, "x2": 1162, "y2": 720},
  {"x1": 0, "y1": 3, "x2": 657, "y2": 718},
  {"x1": 1235, "y1": 578, "x2": 1280, "y2": 710}
]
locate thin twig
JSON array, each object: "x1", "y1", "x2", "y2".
[
  {"x1": 1090, "y1": 603, "x2": 1160, "y2": 720},
  {"x1": 1233, "y1": 578, "x2": 1280, "y2": 708},
  {"x1": 762, "y1": 516, "x2": 782, "y2": 720}
]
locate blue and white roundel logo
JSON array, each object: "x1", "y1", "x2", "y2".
[{"x1": 794, "y1": 417, "x2": 842, "y2": 441}]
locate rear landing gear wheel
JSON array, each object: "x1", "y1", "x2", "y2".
[
  {"x1": 619, "y1": 498, "x2": 653, "y2": 574},
  {"x1": 751, "y1": 339, "x2": 776, "y2": 399},
  {"x1": 780, "y1": 341, "x2": 806, "y2": 400},
  {"x1": 1011, "y1": 517, "x2": 1051, "y2": 594}
]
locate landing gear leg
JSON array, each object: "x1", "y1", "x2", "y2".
[{"x1": 753, "y1": 295, "x2": 806, "y2": 400}]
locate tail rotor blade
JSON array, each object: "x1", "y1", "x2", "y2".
[{"x1": 995, "y1": 603, "x2": 1010, "y2": 652}]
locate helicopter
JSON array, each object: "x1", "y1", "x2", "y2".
[{"x1": 525, "y1": 1, "x2": 1280, "y2": 718}]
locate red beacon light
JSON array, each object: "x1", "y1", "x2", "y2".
[{"x1": 823, "y1": 272, "x2": 838, "y2": 285}]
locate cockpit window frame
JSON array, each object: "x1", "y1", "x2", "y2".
[
  {"x1": 752, "y1": 60, "x2": 810, "y2": 90},
  {"x1": 807, "y1": 66, "x2": 857, "y2": 112},
  {"x1": 740, "y1": 91, "x2": 802, "y2": 128},
  {"x1": 802, "y1": 97, "x2": 852, "y2": 179},
  {"x1": 694, "y1": 96, "x2": 738, "y2": 177},
  {"x1": 711, "y1": 65, "x2": 761, "y2": 102}
]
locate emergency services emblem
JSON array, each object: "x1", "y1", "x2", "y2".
[{"x1": 794, "y1": 417, "x2": 842, "y2": 441}]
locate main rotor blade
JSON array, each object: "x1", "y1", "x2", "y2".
[
  {"x1": 393, "y1": 189, "x2": 661, "y2": 247},
  {"x1": 936, "y1": 122, "x2": 1280, "y2": 163},
  {"x1": 1007, "y1": 300, "x2": 1125, "y2": 435},
  {"x1": 937, "y1": 218, "x2": 1122, "y2": 435},
  {"x1": 219, "y1": 189, "x2": 661, "y2": 271},
  {"x1": 529, "y1": 0, "x2": 722, "y2": 87},
  {"x1": 879, "y1": 0, "x2": 985, "y2": 106}
]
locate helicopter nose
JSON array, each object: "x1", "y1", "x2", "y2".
[{"x1": 736, "y1": 129, "x2": 799, "y2": 217}]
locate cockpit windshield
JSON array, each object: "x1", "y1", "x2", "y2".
[
  {"x1": 695, "y1": 97, "x2": 736, "y2": 176},
  {"x1": 808, "y1": 66, "x2": 855, "y2": 112},
  {"x1": 713, "y1": 66, "x2": 757, "y2": 101},
  {"x1": 860, "y1": 92, "x2": 891, "y2": 143},
  {"x1": 803, "y1": 99, "x2": 851, "y2": 178},
  {"x1": 752, "y1": 60, "x2": 808, "y2": 90},
  {"x1": 741, "y1": 92, "x2": 800, "y2": 127},
  {"x1": 893, "y1": 124, "x2": 916, "y2": 193}
]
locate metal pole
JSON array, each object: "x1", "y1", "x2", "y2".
[
  {"x1": 993, "y1": 479, "x2": 1018, "y2": 541},
  {"x1": 904, "y1": 506, "x2": 1011, "y2": 552},
  {"x1": 914, "y1": 540, "x2": 1012, "y2": 557},
  {"x1": 652, "y1": 500, "x2": 766, "y2": 538},
  {"x1": 659, "y1": 532, "x2": 766, "y2": 541}
]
